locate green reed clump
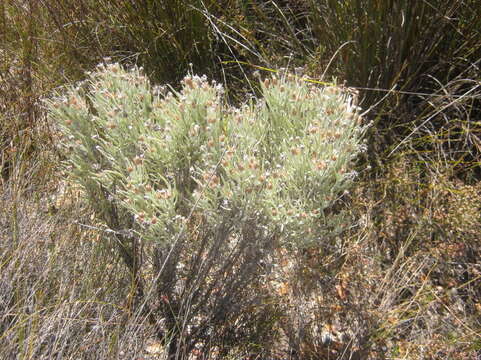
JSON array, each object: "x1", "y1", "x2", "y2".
[
  {"x1": 305, "y1": 0, "x2": 481, "y2": 176},
  {"x1": 48, "y1": 63, "x2": 367, "y2": 357}
]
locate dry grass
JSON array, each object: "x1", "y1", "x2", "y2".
[
  {"x1": 1, "y1": 144, "x2": 480, "y2": 360},
  {"x1": 0, "y1": 166, "x2": 160, "y2": 358},
  {"x1": 1, "y1": 0, "x2": 480, "y2": 358},
  {"x1": 262, "y1": 156, "x2": 480, "y2": 359}
]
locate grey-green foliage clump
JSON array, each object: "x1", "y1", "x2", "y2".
[{"x1": 50, "y1": 63, "x2": 367, "y2": 247}]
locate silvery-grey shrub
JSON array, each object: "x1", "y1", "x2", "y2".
[{"x1": 49, "y1": 62, "x2": 366, "y2": 357}]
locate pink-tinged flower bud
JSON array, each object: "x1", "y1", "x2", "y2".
[
  {"x1": 133, "y1": 156, "x2": 143, "y2": 165},
  {"x1": 308, "y1": 126, "x2": 318, "y2": 134},
  {"x1": 184, "y1": 77, "x2": 194, "y2": 89}
]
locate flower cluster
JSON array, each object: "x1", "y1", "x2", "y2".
[{"x1": 50, "y1": 63, "x2": 367, "y2": 247}]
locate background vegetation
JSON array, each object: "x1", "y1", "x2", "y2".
[{"x1": 1, "y1": 0, "x2": 480, "y2": 359}]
